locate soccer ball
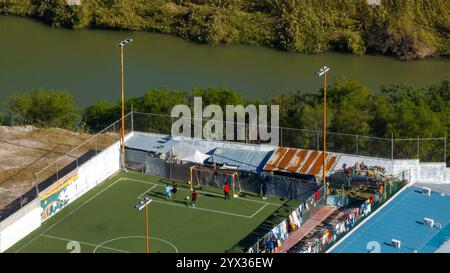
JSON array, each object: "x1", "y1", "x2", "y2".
[{"x1": 186, "y1": 196, "x2": 190, "y2": 200}]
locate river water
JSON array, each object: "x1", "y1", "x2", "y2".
[{"x1": 0, "y1": 16, "x2": 449, "y2": 108}]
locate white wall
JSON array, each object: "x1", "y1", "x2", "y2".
[
  {"x1": 0, "y1": 132, "x2": 135, "y2": 252},
  {"x1": 333, "y1": 155, "x2": 448, "y2": 184},
  {"x1": 41, "y1": 133, "x2": 135, "y2": 221},
  {"x1": 0, "y1": 199, "x2": 42, "y2": 252},
  {"x1": 414, "y1": 162, "x2": 448, "y2": 184}
]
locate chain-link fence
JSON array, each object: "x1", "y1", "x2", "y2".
[
  {"x1": 132, "y1": 112, "x2": 447, "y2": 163},
  {"x1": 0, "y1": 113, "x2": 132, "y2": 223}
]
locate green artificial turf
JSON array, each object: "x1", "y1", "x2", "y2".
[{"x1": 8, "y1": 172, "x2": 299, "y2": 253}]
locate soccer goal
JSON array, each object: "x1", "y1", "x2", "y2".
[{"x1": 189, "y1": 165, "x2": 242, "y2": 197}]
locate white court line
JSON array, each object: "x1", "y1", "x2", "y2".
[
  {"x1": 15, "y1": 175, "x2": 274, "y2": 252},
  {"x1": 125, "y1": 177, "x2": 279, "y2": 206},
  {"x1": 150, "y1": 199, "x2": 253, "y2": 218},
  {"x1": 128, "y1": 177, "x2": 271, "y2": 218},
  {"x1": 15, "y1": 177, "x2": 124, "y2": 253},
  {"x1": 93, "y1": 235, "x2": 179, "y2": 253},
  {"x1": 138, "y1": 184, "x2": 158, "y2": 199},
  {"x1": 40, "y1": 234, "x2": 129, "y2": 253},
  {"x1": 250, "y1": 203, "x2": 269, "y2": 218},
  {"x1": 235, "y1": 196, "x2": 280, "y2": 206}
]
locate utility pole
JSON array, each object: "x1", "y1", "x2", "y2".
[
  {"x1": 316, "y1": 66, "x2": 330, "y2": 193},
  {"x1": 117, "y1": 38, "x2": 133, "y2": 169}
]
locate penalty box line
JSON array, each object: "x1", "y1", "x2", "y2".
[
  {"x1": 125, "y1": 177, "x2": 272, "y2": 219},
  {"x1": 39, "y1": 233, "x2": 129, "y2": 253},
  {"x1": 14, "y1": 176, "x2": 125, "y2": 253}
]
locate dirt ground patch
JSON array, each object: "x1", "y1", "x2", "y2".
[{"x1": 0, "y1": 126, "x2": 119, "y2": 210}]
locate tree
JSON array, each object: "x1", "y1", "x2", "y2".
[
  {"x1": 5, "y1": 89, "x2": 79, "y2": 129},
  {"x1": 82, "y1": 100, "x2": 120, "y2": 133}
]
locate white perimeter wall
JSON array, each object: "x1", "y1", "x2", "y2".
[
  {"x1": 0, "y1": 199, "x2": 42, "y2": 252},
  {"x1": 63, "y1": 133, "x2": 132, "y2": 205},
  {"x1": 333, "y1": 154, "x2": 448, "y2": 184},
  {"x1": 0, "y1": 132, "x2": 134, "y2": 253}
]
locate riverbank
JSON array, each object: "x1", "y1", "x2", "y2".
[
  {"x1": 1, "y1": 15, "x2": 449, "y2": 108},
  {"x1": 1, "y1": 0, "x2": 448, "y2": 60}
]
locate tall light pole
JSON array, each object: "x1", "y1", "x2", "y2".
[
  {"x1": 316, "y1": 66, "x2": 330, "y2": 193},
  {"x1": 117, "y1": 38, "x2": 133, "y2": 170},
  {"x1": 135, "y1": 196, "x2": 152, "y2": 253}
]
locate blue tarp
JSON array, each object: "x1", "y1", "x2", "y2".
[
  {"x1": 205, "y1": 147, "x2": 273, "y2": 173},
  {"x1": 125, "y1": 133, "x2": 177, "y2": 155}
]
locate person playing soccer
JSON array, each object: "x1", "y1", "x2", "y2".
[
  {"x1": 224, "y1": 182, "x2": 230, "y2": 200},
  {"x1": 261, "y1": 182, "x2": 268, "y2": 200},
  {"x1": 191, "y1": 189, "x2": 198, "y2": 207},
  {"x1": 171, "y1": 182, "x2": 178, "y2": 198},
  {"x1": 165, "y1": 184, "x2": 173, "y2": 200}
]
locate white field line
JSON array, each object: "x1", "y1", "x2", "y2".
[
  {"x1": 235, "y1": 196, "x2": 279, "y2": 206},
  {"x1": 138, "y1": 184, "x2": 158, "y2": 199},
  {"x1": 15, "y1": 177, "x2": 124, "y2": 253},
  {"x1": 125, "y1": 177, "x2": 279, "y2": 206},
  {"x1": 15, "y1": 175, "x2": 274, "y2": 252},
  {"x1": 128, "y1": 177, "x2": 271, "y2": 218},
  {"x1": 93, "y1": 235, "x2": 179, "y2": 253},
  {"x1": 250, "y1": 203, "x2": 269, "y2": 218},
  {"x1": 40, "y1": 234, "x2": 129, "y2": 253},
  {"x1": 150, "y1": 199, "x2": 252, "y2": 218},
  {"x1": 326, "y1": 182, "x2": 414, "y2": 253}
]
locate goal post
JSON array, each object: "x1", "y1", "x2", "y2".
[{"x1": 189, "y1": 165, "x2": 242, "y2": 197}]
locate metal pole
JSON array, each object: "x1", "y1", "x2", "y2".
[
  {"x1": 146, "y1": 203, "x2": 149, "y2": 254},
  {"x1": 417, "y1": 136, "x2": 420, "y2": 160},
  {"x1": 317, "y1": 131, "x2": 320, "y2": 151},
  {"x1": 444, "y1": 135, "x2": 447, "y2": 182},
  {"x1": 121, "y1": 46, "x2": 125, "y2": 170},
  {"x1": 391, "y1": 132, "x2": 394, "y2": 160},
  {"x1": 280, "y1": 127, "x2": 283, "y2": 147},
  {"x1": 356, "y1": 135, "x2": 359, "y2": 155},
  {"x1": 34, "y1": 172, "x2": 39, "y2": 196},
  {"x1": 323, "y1": 72, "x2": 327, "y2": 189},
  {"x1": 131, "y1": 105, "x2": 134, "y2": 132}
]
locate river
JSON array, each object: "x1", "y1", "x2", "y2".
[{"x1": 0, "y1": 16, "x2": 449, "y2": 108}]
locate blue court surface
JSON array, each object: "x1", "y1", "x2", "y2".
[{"x1": 331, "y1": 185, "x2": 450, "y2": 253}]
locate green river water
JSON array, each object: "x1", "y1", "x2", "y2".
[{"x1": 0, "y1": 16, "x2": 449, "y2": 108}]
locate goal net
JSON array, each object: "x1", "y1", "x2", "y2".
[{"x1": 189, "y1": 165, "x2": 242, "y2": 197}]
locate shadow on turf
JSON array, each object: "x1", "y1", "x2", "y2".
[{"x1": 225, "y1": 200, "x2": 296, "y2": 253}]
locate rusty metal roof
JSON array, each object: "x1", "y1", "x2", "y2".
[{"x1": 263, "y1": 147, "x2": 338, "y2": 177}]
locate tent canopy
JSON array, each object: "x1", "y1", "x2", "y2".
[{"x1": 180, "y1": 150, "x2": 210, "y2": 164}]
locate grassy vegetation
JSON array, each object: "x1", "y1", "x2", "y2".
[{"x1": 0, "y1": 0, "x2": 448, "y2": 59}]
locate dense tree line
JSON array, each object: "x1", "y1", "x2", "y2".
[
  {"x1": 1, "y1": 0, "x2": 449, "y2": 59},
  {"x1": 1, "y1": 78, "x2": 449, "y2": 163}
]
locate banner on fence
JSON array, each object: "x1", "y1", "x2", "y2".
[{"x1": 39, "y1": 170, "x2": 79, "y2": 221}]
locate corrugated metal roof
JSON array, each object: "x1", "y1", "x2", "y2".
[
  {"x1": 264, "y1": 147, "x2": 338, "y2": 177},
  {"x1": 125, "y1": 133, "x2": 177, "y2": 155},
  {"x1": 206, "y1": 147, "x2": 273, "y2": 173}
]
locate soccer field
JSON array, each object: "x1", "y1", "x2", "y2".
[{"x1": 8, "y1": 172, "x2": 298, "y2": 253}]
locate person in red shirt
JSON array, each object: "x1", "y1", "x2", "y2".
[
  {"x1": 191, "y1": 189, "x2": 198, "y2": 207},
  {"x1": 224, "y1": 182, "x2": 230, "y2": 200}
]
